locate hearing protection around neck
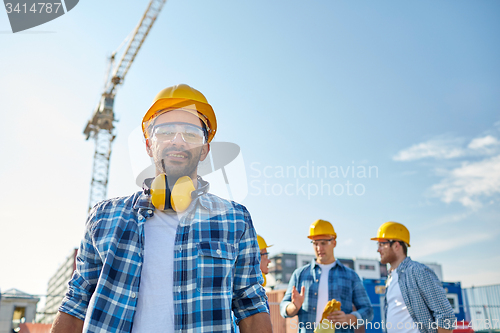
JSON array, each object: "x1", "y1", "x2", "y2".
[{"x1": 143, "y1": 174, "x2": 209, "y2": 212}]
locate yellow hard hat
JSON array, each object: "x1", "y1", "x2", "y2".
[
  {"x1": 142, "y1": 84, "x2": 217, "y2": 143},
  {"x1": 257, "y1": 235, "x2": 273, "y2": 250},
  {"x1": 371, "y1": 221, "x2": 411, "y2": 247},
  {"x1": 308, "y1": 219, "x2": 337, "y2": 239}
]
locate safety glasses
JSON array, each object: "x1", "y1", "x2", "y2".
[
  {"x1": 311, "y1": 238, "x2": 334, "y2": 247},
  {"x1": 377, "y1": 241, "x2": 395, "y2": 248},
  {"x1": 151, "y1": 122, "x2": 206, "y2": 144}
]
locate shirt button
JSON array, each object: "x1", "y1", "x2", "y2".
[
  {"x1": 138, "y1": 252, "x2": 142, "y2": 257},
  {"x1": 148, "y1": 210, "x2": 153, "y2": 214},
  {"x1": 216, "y1": 249, "x2": 222, "y2": 255},
  {"x1": 316, "y1": 279, "x2": 319, "y2": 282},
  {"x1": 131, "y1": 292, "x2": 136, "y2": 298},
  {"x1": 315, "y1": 293, "x2": 317, "y2": 295},
  {"x1": 313, "y1": 307, "x2": 316, "y2": 310}
]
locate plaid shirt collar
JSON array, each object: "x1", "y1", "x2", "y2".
[
  {"x1": 310, "y1": 258, "x2": 342, "y2": 272},
  {"x1": 395, "y1": 256, "x2": 412, "y2": 274}
]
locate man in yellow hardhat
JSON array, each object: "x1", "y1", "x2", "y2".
[
  {"x1": 52, "y1": 84, "x2": 271, "y2": 333},
  {"x1": 371, "y1": 221, "x2": 455, "y2": 333},
  {"x1": 257, "y1": 235, "x2": 272, "y2": 287},
  {"x1": 280, "y1": 219, "x2": 373, "y2": 333}
]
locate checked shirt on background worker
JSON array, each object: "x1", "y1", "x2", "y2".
[
  {"x1": 280, "y1": 219, "x2": 374, "y2": 333},
  {"x1": 51, "y1": 84, "x2": 272, "y2": 333},
  {"x1": 371, "y1": 222, "x2": 456, "y2": 333}
]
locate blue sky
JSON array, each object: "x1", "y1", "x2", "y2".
[{"x1": 1, "y1": 0, "x2": 499, "y2": 301}]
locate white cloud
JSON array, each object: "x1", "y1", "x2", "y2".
[
  {"x1": 394, "y1": 135, "x2": 500, "y2": 162},
  {"x1": 431, "y1": 155, "x2": 500, "y2": 208},
  {"x1": 393, "y1": 138, "x2": 464, "y2": 161},
  {"x1": 467, "y1": 135, "x2": 500, "y2": 149},
  {"x1": 394, "y1": 132, "x2": 500, "y2": 208}
]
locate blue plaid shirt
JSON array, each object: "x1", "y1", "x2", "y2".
[
  {"x1": 383, "y1": 257, "x2": 455, "y2": 333},
  {"x1": 59, "y1": 189, "x2": 268, "y2": 333},
  {"x1": 280, "y1": 260, "x2": 374, "y2": 333}
]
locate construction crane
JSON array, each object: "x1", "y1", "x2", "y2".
[{"x1": 83, "y1": 0, "x2": 167, "y2": 211}]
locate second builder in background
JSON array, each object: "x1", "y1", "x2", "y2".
[{"x1": 280, "y1": 219, "x2": 373, "y2": 333}]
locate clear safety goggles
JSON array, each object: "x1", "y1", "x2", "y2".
[
  {"x1": 377, "y1": 241, "x2": 394, "y2": 248},
  {"x1": 311, "y1": 238, "x2": 334, "y2": 247},
  {"x1": 151, "y1": 122, "x2": 206, "y2": 144}
]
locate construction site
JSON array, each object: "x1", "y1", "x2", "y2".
[{"x1": 1, "y1": 0, "x2": 500, "y2": 333}]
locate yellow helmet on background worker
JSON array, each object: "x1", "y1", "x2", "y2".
[
  {"x1": 371, "y1": 221, "x2": 411, "y2": 247},
  {"x1": 257, "y1": 235, "x2": 273, "y2": 250},
  {"x1": 142, "y1": 84, "x2": 217, "y2": 142},
  {"x1": 308, "y1": 219, "x2": 337, "y2": 239}
]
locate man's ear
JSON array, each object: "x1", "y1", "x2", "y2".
[
  {"x1": 199, "y1": 143, "x2": 210, "y2": 161},
  {"x1": 392, "y1": 241, "x2": 402, "y2": 253},
  {"x1": 332, "y1": 238, "x2": 337, "y2": 249},
  {"x1": 145, "y1": 139, "x2": 153, "y2": 157}
]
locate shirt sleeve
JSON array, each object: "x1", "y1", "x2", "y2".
[
  {"x1": 58, "y1": 208, "x2": 102, "y2": 320},
  {"x1": 416, "y1": 266, "x2": 456, "y2": 329},
  {"x1": 231, "y1": 206, "x2": 269, "y2": 323},
  {"x1": 280, "y1": 269, "x2": 299, "y2": 318},
  {"x1": 351, "y1": 272, "x2": 374, "y2": 322}
]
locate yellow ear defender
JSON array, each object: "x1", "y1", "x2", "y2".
[{"x1": 143, "y1": 174, "x2": 209, "y2": 212}]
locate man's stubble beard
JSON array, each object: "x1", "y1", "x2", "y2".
[{"x1": 154, "y1": 146, "x2": 202, "y2": 184}]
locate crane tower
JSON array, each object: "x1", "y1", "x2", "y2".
[{"x1": 83, "y1": 0, "x2": 167, "y2": 211}]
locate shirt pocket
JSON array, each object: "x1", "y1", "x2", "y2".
[{"x1": 196, "y1": 241, "x2": 237, "y2": 293}]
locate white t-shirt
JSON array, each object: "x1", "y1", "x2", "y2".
[
  {"x1": 131, "y1": 209, "x2": 180, "y2": 333},
  {"x1": 315, "y1": 261, "x2": 337, "y2": 324},
  {"x1": 386, "y1": 269, "x2": 420, "y2": 333}
]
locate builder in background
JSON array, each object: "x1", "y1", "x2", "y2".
[
  {"x1": 257, "y1": 235, "x2": 272, "y2": 287},
  {"x1": 280, "y1": 219, "x2": 373, "y2": 333},
  {"x1": 371, "y1": 221, "x2": 455, "y2": 333}
]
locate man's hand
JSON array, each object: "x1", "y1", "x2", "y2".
[
  {"x1": 326, "y1": 311, "x2": 357, "y2": 327},
  {"x1": 286, "y1": 286, "x2": 305, "y2": 316},
  {"x1": 292, "y1": 285, "x2": 305, "y2": 308}
]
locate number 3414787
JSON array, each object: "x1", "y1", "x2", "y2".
[{"x1": 5, "y1": 3, "x2": 62, "y2": 14}]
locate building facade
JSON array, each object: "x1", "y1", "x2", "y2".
[
  {"x1": 0, "y1": 289, "x2": 39, "y2": 333},
  {"x1": 463, "y1": 284, "x2": 500, "y2": 332},
  {"x1": 40, "y1": 249, "x2": 77, "y2": 324}
]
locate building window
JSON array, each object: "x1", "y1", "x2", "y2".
[
  {"x1": 359, "y1": 264, "x2": 375, "y2": 270},
  {"x1": 285, "y1": 259, "x2": 296, "y2": 268},
  {"x1": 12, "y1": 306, "x2": 26, "y2": 331}
]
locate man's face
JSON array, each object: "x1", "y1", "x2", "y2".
[
  {"x1": 260, "y1": 248, "x2": 271, "y2": 274},
  {"x1": 146, "y1": 110, "x2": 209, "y2": 181},
  {"x1": 311, "y1": 234, "x2": 336, "y2": 265},
  {"x1": 377, "y1": 239, "x2": 397, "y2": 265}
]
